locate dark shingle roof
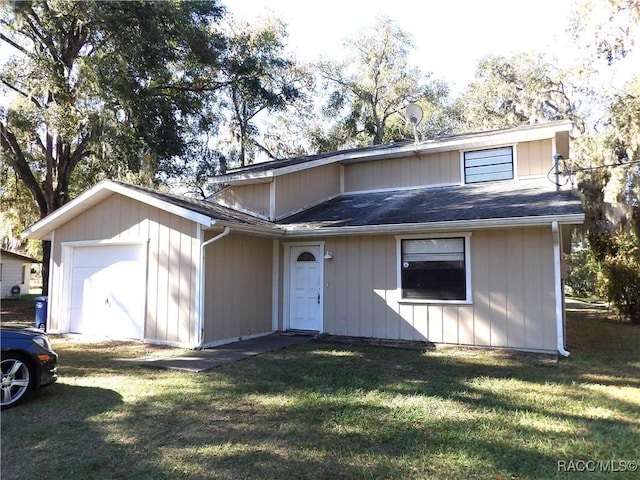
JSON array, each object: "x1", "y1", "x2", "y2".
[
  {"x1": 114, "y1": 182, "x2": 276, "y2": 228},
  {"x1": 277, "y1": 179, "x2": 584, "y2": 229},
  {"x1": 1, "y1": 249, "x2": 40, "y2": 263},
  {"x1": 113, "y1": 178, "x2": 583, "y2": 234}
]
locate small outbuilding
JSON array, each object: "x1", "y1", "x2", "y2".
[{"x1": 0, "y1": 249, "x2": 40, "y2": 298}]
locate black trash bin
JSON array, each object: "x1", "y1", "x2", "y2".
[{"x1": 35, "y1": 296, "x2": 48, "y2": 331}]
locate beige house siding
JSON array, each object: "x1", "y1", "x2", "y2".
[
  {"x1": 517, "y1": 139, "x2": 553, "y2": 177},
  {"x1": 215, "y1": 139, "x2": 557, "y2": 219},
  {"x1": 215, "y1": 183, "x2": 271, "y2": 218},
  {"x1": 344, "y1": 151, "x2": 460, "y2": 192},
  {"x1": 321, "y1": 227, "x2": 557, "y2": 351},
  {"x1": 49, "y1": 193, "x2": 200, "y2": 345},
  {"x1": 275, "y1": 164, "x2": 341, "y2": 218},
  {"x1": 203, "y1": 231, "x2": 273, "y2": 344},
  {"x1": 555, "y1": 130, "x2": 570, "y2": 161},
  {"x1": 342, "y1": 139, "x2": 556, "y2": 192}
]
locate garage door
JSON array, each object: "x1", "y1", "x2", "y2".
[{"x1": 69, "y1": 244, "x2": 146, "y2": 339}]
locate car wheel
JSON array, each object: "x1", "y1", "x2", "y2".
[{"x1": 1, "y1": 354, "x2": 33, "y2": 409}]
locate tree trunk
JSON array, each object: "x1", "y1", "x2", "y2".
[
  {"x1": 1, "y1": 123, "x2": 74, "y2": 296},
  {"x1": 41, "y1": 240, "x2": 51, "y2": 296}
]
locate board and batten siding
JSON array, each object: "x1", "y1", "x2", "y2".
[
  {"x1": 203, "y1": 231, "x2": 273, "y2": 344},
  {"x1": 275, "y1": 164, "x2": 341, "y2": 218},
  {"x1": 342, "y1": 139, "x2": 556, "y2": 193},
  {"x1": 517, "y1": 138, "x2": 554, "y2": 177},
  {"x1": 343, "y1": 151, "x2": 460, "y2": 192},
  {"x1": 215, "y1": 183, "x2": 271, "y2": 218},
  {"x1": 49, "y1": 193, "x2": 200, "y2": 345},
  {"x1": 322, "y1": 227, "x2": 557, "y2": 351}
]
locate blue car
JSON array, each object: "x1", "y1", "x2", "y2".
[{"x1": 1, "y1": 326, "x2": 58, "y2": 409}]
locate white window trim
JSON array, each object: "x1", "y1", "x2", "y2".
[
  {"x1": 460, "y1": 143, "x2": 519, "y2": 184},
  {"x1": 395, "y1": 233, "x2": 473, "y2": 304}
]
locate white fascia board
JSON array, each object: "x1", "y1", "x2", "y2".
[
  {"x1": 105, "y1": 182, "x2": 213, "y2": 227},
  {"x1": 217, "y1": 175, "x2": 274, "y2": 186},
  {"x1": 206, "y1": 221, "x2": 284, "y2": 238},
  {"x1": 23, "y1": 180, "x2": 214, "y2": 240},
  {"x1": 282, "y1": 213, "x2": 585, "y2": 237},
  {"x1": 215, "y1": 121, "x2": 574, "y2": 183},
  {"x1": 215, "y1": 157, "x2": 340, "y2": 185}
]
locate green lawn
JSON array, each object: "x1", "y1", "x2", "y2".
[{"x1": 2, "y1": 303, "x2": 639, "y2": 479}]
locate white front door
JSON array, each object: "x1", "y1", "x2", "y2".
[
  {"x1": 69, "y1": 244, "x2": 146, "y2": 339},
  {"x1": 289, "y1": 245, "x2": 323, "y2": 331}
]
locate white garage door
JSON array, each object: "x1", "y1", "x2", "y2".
[{"x1": 69, "y1": 244, "x2": 146, "y2": 339}]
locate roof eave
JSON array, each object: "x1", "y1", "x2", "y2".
[
  {"x1": 206, "y1": 221, "x2": 284, "y2": 238},
  {"x1": 282, "y1": 213, "x2": 585, "y2": 237},
  {"x1": 0, "y1": 250, "x2": 41, "y2": 263},
  {"x1": 22, "y1": 180, "x2": 214, "y2": 240},
  {"x1": 214, "y1": 120, "x2": 574, "y2": 184}
]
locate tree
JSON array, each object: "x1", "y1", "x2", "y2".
[
  {"x1": 212, "y1": 15, "x2": 313, "y2": 168},
  {"x1": 314, "y1": 16, "x2": 452, "y2": 151},
  {"x1": 569, "y1": 0, "x2": 640, "y2": 67},
  {"x1": 573, "y1": 78, "x2": 640, "y2": 322},
  {"x1": 0, "y1": 0, "x2": 227, "y2": 293},
  {"x1": 563, "y1": 0, "x2": 640, "y2": 321},
  {"x1": 456, "y1": 52, "x2": 581, "y2": 132},
  {"x1": 0, "y1": 165, "x2": 40, "y2": 256},
  {"x1": 609, "y1": 76, "x2": 640, "y2": 169}
]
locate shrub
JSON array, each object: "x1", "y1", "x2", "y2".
[
  {"x1": 565, "y1": 235, "x2": 604, "y2": 299},
  {"x1": 602, "y1": 231, "x2": 640, "y2": 323},
  {"x1": 566, "y1": 251, "x2": 601, "y2": 299}
]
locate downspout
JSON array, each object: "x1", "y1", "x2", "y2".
[
  {"x1": 552, "y1": 221, "x2": 570, "y2": 357},
  {"x1": 197, "y1": 226, "x2": 230, "y2": 349}
]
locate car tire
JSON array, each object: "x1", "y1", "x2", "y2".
[{"x1": 1, "y1": 354, "x2": 33, "y2": 409}]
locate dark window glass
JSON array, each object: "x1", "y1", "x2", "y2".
[
  {"x1": 401, "y1": 238, "x2": 466, "y2": 300},
  {"x1": 297, "y1": 251, "x2": 316, "y2": 262}
]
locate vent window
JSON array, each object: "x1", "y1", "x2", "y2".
[{"x1": 464, "y1": 147, "x2": 513, "y2": 183}]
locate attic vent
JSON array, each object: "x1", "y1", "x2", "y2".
[{"x1": 464, "y1": 147, "x2": 514, "y2": 183}]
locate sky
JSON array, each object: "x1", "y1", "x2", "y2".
[
  {"x1": 221, "y1": 0, "x2": 583, "y2": 94},
  {"x1": 1, "y1": 1, "x2": 634, "y2": 115}
]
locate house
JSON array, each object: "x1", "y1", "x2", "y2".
[
  {"x1": 23, "y1": 120, "x2": 584, "y2": 355},
  {"x1": 0, "y1": 249, "x2": 39, "y2": 298}
]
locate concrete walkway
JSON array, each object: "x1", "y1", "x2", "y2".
[{"x1": 134, "y1": 333, "x2": 314, "y2": 372}]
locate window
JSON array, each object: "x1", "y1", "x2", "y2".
[
  {"x1": 21, "y1": 265, "x2": 26, "y2": 284},
  {"x1": 399, "y1": 236, "x2": 471, "y2": 302},
  {"x1": 296, "y1": 251, "x2": 316, "y2": 262},
  {"x1": 464, "y1": 146, "x2": 513, "y2": 183}
]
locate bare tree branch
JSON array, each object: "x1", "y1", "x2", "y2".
[
  {"x1": 0, "y1": 32, "x2": 30, "y2": 56},
  {"x1": 0, "y1": 79, "x2": 44, "y2": 109},
  {"x1": 0, "y1": 121, "x2": 48, "y2": 216}
]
